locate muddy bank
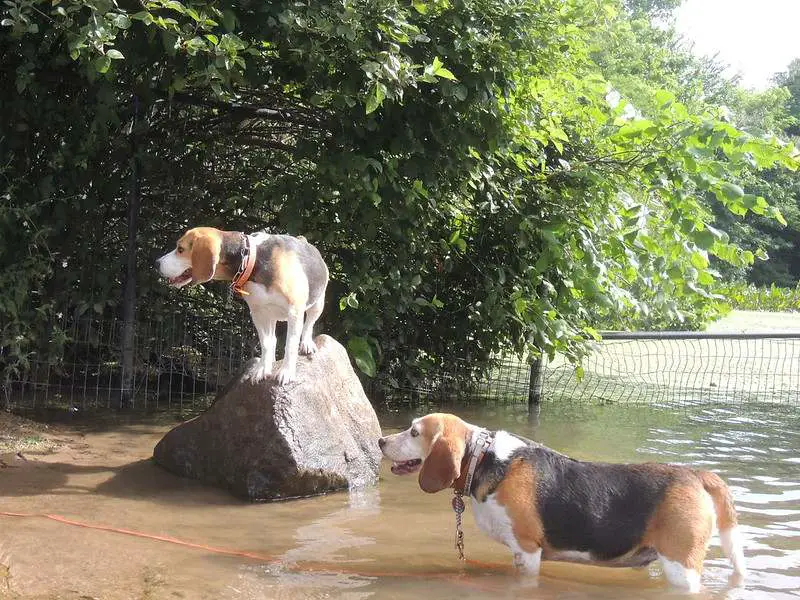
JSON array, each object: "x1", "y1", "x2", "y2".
[{"x1": 0, "y1": 411, "x2": 68, "y2": 457}]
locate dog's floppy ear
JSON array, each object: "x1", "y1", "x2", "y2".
[
  {"x1": 418, "y1": 434, "x2": 465, "y2": 494},
  {"x1": 190, "y1": 230, "x2": 221, "y2": 284}
]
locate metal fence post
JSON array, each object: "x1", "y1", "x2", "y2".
[
  {"x1": 120, "y1": 95, "x2": 141, "y2": 408},
  {"x1": 528, "y1": 355, "x2": 543, "y2": 407}
]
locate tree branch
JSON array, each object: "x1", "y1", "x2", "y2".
[{"x1": 167, "y1": 91, "x2": 326, "y2": 129}]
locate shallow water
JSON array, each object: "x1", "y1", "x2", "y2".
[{"x1": 1, "y1": 402, "x2": 798, "y2": 599}]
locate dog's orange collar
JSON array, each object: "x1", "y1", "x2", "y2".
[{"x1": 231, "y1": 234, "x2": 257, "y2": 297}]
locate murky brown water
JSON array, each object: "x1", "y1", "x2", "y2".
[{"x1": 1, "y1": 402, "x2": 798, "y2": 599}]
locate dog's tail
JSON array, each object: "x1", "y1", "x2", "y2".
[{"x1": 696, "y1": 470, "x2": 747, "y2": 577}]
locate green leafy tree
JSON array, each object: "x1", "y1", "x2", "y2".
[
  {"x1": 715, "y1": 67, "x2": 800, "y2": 287},
  {"x1": 774, "y1": 59, "x2": 800, "y2": 138},
  {"x1": 590, "y1": 4, "x2": 800, "y2": 303},
  {"x1": 1, "y1": 0, "x2": 796, "y2": 390}
]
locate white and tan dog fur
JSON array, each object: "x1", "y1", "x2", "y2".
[
  {"x1": 156, "y1": 227, "x2": 328, "y2": 385},
  {"x1": 379, "y1": 413, "x2": 747, "y2": 593}
]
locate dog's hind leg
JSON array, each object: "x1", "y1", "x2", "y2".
[
  {"x1": 648, "y1": 483, "x2": 713, "y2": 593},
  {"x1": 299, "y1": 294, "x2": 325, "y2": 355},
  {"x1": 275, "y1": 305, "x2": 303, "y2": 385}
]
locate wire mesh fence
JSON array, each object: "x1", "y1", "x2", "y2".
[
  {"x1": 366, "y1": 333, "x2": 800, "y2": 409},
  {"x1": 543, "y1": 332, "x2": 800, "y2": 406},
  {"x1": 1, "y1": 309, "x2": 258, "y2": 413},
  {"x1": 3, "y1": 313, "x2": 800, "y2": 413}
]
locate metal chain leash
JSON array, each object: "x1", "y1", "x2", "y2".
[
  {"x1": 450, "y1": 429, "x2": 492, "y2": 562},
  {"x1": 452, "y1": 493, "x2": 466, "y2": 560}
]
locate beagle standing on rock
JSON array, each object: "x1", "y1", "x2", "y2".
[
  {"x1": 156, "y1": 227, "x2": 329, "y2": 385},
  {"x1": 379, "y1": 413, "x2": 747, "y2": 593}
]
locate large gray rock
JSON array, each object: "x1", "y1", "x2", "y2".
[{"x1": 153, "y1": 335, "x2": 382, "y2": 501}]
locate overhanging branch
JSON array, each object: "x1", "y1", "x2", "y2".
[{"x1": 167, "y1": 91, "x2": 326, "y2": 130}]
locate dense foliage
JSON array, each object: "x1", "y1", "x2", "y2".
[
  {"x1": 717, "y1": 61, "x2": 800, "y2": 287},
  {"x1": 1, "y1": 0, "x2": 797, "y2": 387},
  {"x1": 720, "y1": 281, "x2": 800, "y2": 313}
]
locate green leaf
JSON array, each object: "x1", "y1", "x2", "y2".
[
  {"x1": 106, "y1": 49, "x2": 124, "y2": 60},
  {"x1": 698, "y1": 271, "x2": 715, "y2": 285},
  {"x1": 618, "y1": 119, "x2": 655, "y2": 138},
  {"x1": 365, "y1": 84, "x2": 384, "y2": 115},
  {"x1": 112, "y1": 14, "x2": 131, "y2": 29},
  {"x1": 719, "y1": 182, "x2": 744, "y2": 202},
  {"x1": 654, "y1": 89, "x2": 675, "y2": 108},
  {"x1": 347, "y1": 337, "x2": 376, "y2": 377},
  {"x1": 583, "y1": 327, "x2": 601, "y2": 341},
  {"x1": 770, "y1": 206, "x2": 788, "y2": 227},
  {"x1": 429, "y1": 57, "x2": 457, "y2": 81},
  {"x1": 412, "y1": 0, "x2": 428, "y2": 14},
  {"x1": 205, "y1": 34, "x2": 219, "y2": 45},
  {"x1": 692, "y1": 229, "x2": 715, "y2": 250},
  {"x1": 94, "y1": 55, "x2": 111, "y2": 73},
  {"x1": 130, "y1": 11, "x2": 153, "y2": 23},
  {"x1": 435, "y1": 67, "x2": 457, "y2": 81},
  {"x1": 690, "y1": 251, "x2": 709, "y2": 270}
]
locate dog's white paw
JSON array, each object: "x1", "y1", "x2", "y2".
[
  {"x1": 512, "y1": 550, "x2": 542, "y2": 577},
  {"x1": 299, "y1": 338, "x2": 317, "y2": 355},
  {"x1": 248, "y1": 360, "x2": 273, "y2": 383},
  {"x1": 274, "y1": 364, "x2": 296, "y2": 386}
]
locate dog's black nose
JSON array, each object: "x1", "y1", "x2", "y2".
[{"x1": 378, "y1": 437, "x2": 386, "y2": 449}]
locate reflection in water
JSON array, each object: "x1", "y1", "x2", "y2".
[{"x1": 0, "y1": 402, "x2": 798, "y2": 599}]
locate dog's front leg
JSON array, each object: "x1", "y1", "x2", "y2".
[
  {"x1": 275, "y1": 305, "x2": 303, "y2": 385},
  {"x1": 512, "y1": 547, "x2": 542, "y2": 577},
  {"x1": 248, "y1": 311, "x2": 277, "y2": 382}
]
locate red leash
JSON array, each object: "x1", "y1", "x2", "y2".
[{"x1": 0, "y1": 510, "x2": 509, "y2": 590}]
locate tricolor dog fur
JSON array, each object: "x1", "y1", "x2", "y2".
[
  {"x1": 379, "y1": 413, "x2": 746, "y2": 592},
  {"x1": 156, "y1": 227, "x2": 328, "y2": 385}
]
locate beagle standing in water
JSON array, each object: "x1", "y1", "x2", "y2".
[
  {"x1": 379, "y1": 413, "x2": 747, "y2": 592},
  {"x1": 156, "y1": 227, "x2": 329, "y2": 385}
]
